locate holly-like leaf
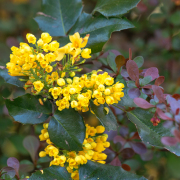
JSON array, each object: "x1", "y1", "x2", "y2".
[
  {"x1": 127, "y1": 108, "x2": 180, "y2": 156},
  {"x1": 79, "y1": 160, "x2": 147, "y2": 180},
  {"x1": 93, "y1": 0, "x2": 141, "y2": 17},
  {"x1": 107, "y1": 52, "x2": 117, "y2": 73},
  {"x1": 34, "y1": 0, "x2": 83, "y2": 36},
  {"x1": 5, "y1": 94, "x2": 52, "y2": 124},
  {"x1": 48, "y1": 108, "x2": 85, "y2": 151},
  {"x1": 0, "y1": 69, "x2": 25, "y2": 87},
  {"x1": 90, "y1": 102, "x2": 118, "y2": 131},
  {"x1": 59, "y1": 13, "x2": 134, "y2": 54},
  {"x1": 29, "y1": 166, "x2": 71, "y2": 180}
]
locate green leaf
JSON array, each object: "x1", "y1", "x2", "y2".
[
  {"x1": 58, "y1": 13, "x2": 134, "y2": 54},
  {"x1": 127, "y1": 108, "x2": 180, "y2": 156},
  {"x1": 90, "y1": 102, "x2": 118, "y2": 131},
  {"x1": 93, "y1": 0, "x2": 141, "y2": 17},
  {"x1": 139, "y1": 76, "x2": 152, "y2": 87},
  {"x1": 48, "y1": 108, "x2": 85, "y2": 151},
  {"x1": 107, "y1": 52, "x2": 117, "y2": 73},
  {"x1": 133, "y1": 56, "x2": 144, "y2": 68},
  {"x1": 79, "y1": 160, "x2": 147, "y2": 180},
  {"x1": 0, "y1": 69, "x2": 25, "y2": 87},
  {"x1": 5, "y1": 94, "x2": 52, "y2": 124},
  {"x1": 34, "y1": 0, "x2": 82, "y2": 36},
  {"x1": 118, "y1": 88, "x2": 137, "y2": 108},
  {"x1": 29, "y1": 166, "x2": 71, "y2": 180}
]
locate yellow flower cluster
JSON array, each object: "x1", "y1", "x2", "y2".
[
  {"x1": 6, "y1": 32, "x2": 90, "y2": 77},
  {"x1": 6, "y1": 31, "x2": 124, "y2": 113},
  {"x1": 54, "y1": 71, "x2": 124, "y2": 112},
  {"x1": 39, "y1": 123, "x2": 110, "y2": 180}
]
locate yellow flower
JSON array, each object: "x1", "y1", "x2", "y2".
[
  {"x1": 49, "y1": 41, "x2": 59, "y2": 51},
  {"x1": 49, "y1": 87, "x2": 62, "y2": 99},
  {"x1": 26, "y1": 33, "x2": 36, "y2": 44},
  {"x1": 57, "y1": 78, "x2": 65, "y2": 86},
  {"x1": 41, "y1": 32, "x2": 52, "y2": 43},
  {"x1": 51, "y1": 72, "x2": 59, "y2": 81},
  {"x1": 37, "y1": 38, "x2": 44, "y2": 46},
  {"x1": 69, "y1": 32, "x2": 82, "y2": 48},
  {"x1": 96, "y1": 125, "x2": 105, "y2": 133},
  {"x1": 105, "y1": 77, "x2": 114, "y2": 86},
  {"x1": 39, "y1": 151, "x2": 46, "y2": 157},
  {"x1": 33, "y1": 81, "x2": 44, "y2": 92},
  {"x1": 70, "y1": 72, "x2": 75, "y2": 77},
  {"x1": 36, "y1": 53, "x2": 44, "y2": 62},
  {"x1": 81, "y1": 48, "x2": 91, "y2": 59},
  {"x1": 105, "y1": 96, "x2": 114, "y2": 105},
  {"x1": 45, "y1": 65, "x2": 53, "y2": 73},
  {"x1": 71, "y1": 101, "x2": 78, "y2": 108}
]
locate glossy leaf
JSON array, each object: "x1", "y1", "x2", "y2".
[
  {"x1": 127, "y1": 108, "x2": 180, "y2": 156},
  {"x1": 93, "y1": 0, "x2": 141, "y2": 17},
  {"x1": 48, "y1": 108, "x2": 85, "y2": 151},
  {"x1": 134, "y1": 98, "x2": 155, "y2": 109},
  {"x1": 59, "y1": 13, "x2": 134, "y2": 54},
  {"x1": 29, "y1": 166, "x2": 71, "y2": 180},
  {"x1": 34, "y1": 0, "x2": 82, "y2": 36},
  {"x1": 23, "y1": 136, "x2": 40, "y2": 163},
  {"x1": 79, "y1": 160, "x2": 146, "y2": 180},
  {"x1": 0, "y1": 69, "x2": 25, "y2": 87},
  {"x1": 107, "y1": 52, "x2": 117, "y2": 73},
  {"x1": 90, "y1": 102, "x2": 118, "y2": 131},
  {"x1": 133, "y1": 56, "x2": 144, "y2": 68},
  {"x1": 5, "y1": 94, "x2": 52, "y2": 124}
]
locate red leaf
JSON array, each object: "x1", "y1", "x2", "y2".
[
  {"x1": 113, "y1": 135, "x2": 126, "y2": 146},
  {"x1": 174, "y1": 129, "x2": 180, "y2": 142},
  {"x1": 155, "y1": 76, "x2": 165, "y2": 86},
  {"x1": 130, "y1": 132, "x2": 140, "y2": 140},
  {"x1": 126, "y1": 60, "x2": 139, "y2": 84},
  {"x1": 129, "y1": 48, "x2": 132, "y2": 60},
  {"x1": 144, "y1": 67, "x2": 159, "y2": 81},
  {"x1": 172, "y1": 94, "x2": 180, "y2": 100},
  {"x1": 134, "y1": 98, "x2": 155, "y2": 109},
  {"x1": 161, "y1": 137, "x2": 178, "y2": 146},
  {"x1": 130, "y1": 142, "x2": 147, "y2": 155},
  {"x1": 152, "y1": 85, "x2": 165, "y2": 103},
  {"x1": 115, "y1": 55, "x2": 126, "y2": 72},
  {"x1": 122, "y1": 164, "x2": 131, "y2": 171},
  {"x1": 7, "y1": 157, "x2": 19, "y2": 178},
  {"x1": 156, "y1": 108, "x2": 173, "y2": 120},
  {"x1": 110, "y1": 157, "x2": 121, "y2": 166},
  {"x1": 128, "y1": 88, "x2": 141, "y2": 99},
  {"x1": 120, "y1": 148, "x2": 135, "y2": 159}
]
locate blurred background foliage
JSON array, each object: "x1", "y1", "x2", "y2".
[{"x1": 0, "y1": 0, "x2": 180, "y2": 179}]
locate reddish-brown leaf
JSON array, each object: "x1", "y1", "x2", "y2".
[
  {"x1": 7, "y1": 157, "x2": 19, "y2": 178},
  {"x1": 113, "y1": 135, "x2": 126, "y2": 146},
  {"x1": 144, "y1": 67, "x2": 159, "y2": 81},
  {"x1": 172, "y1": 94, "x2": 180, "y2": 100},
  {"x1": 155, "y1": 76, "x2": 165, "y2": 86},
  {"x1": 126, "y1": 60, "x2": 139, "y2": 86},
  {"x1": 134, "y1": 98, "x2": 155, "y2": 109},
  {"x1": 161, "y1": 137, "x2": 178, "y2": 146},
  {"x1": 156, "y1": 108, "x2": 173, "y2": 120},
  {"x1": 174, "y1": 129, "x2": 180, "y2": 142},
  {"x1": 110, "y1": 157, "x2": 121, "y2": 166},
  {"x1": 130, "y1": 142, "x2": 147, "y2": 155},
  {"x1": 115, "y1": 55, "x2": 126, "y2": 72},
  {"x1": 122, "y1": 164, "x2": 131, "y2": 171},
  {"x1": 152, "y1": 85, "x2": 165, "y2": 103}
]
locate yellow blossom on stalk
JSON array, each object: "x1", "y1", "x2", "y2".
[
  {"x1": 41, "y1": 32, "x2": 52, "y2": 43},
  {"x1": 81, "y1": 48, "x2": 91, "y2": 59},
  {"x1": 39, "y1": 123, "x2": 110, "y2": 180},
  {"x1": 26, "y1": 33, "x2": 36, "y2": 44},
  {"x1": 33, "y1": 81, "x2": 44, "y2": 92}
]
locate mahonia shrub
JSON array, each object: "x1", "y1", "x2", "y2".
[{"x1": 1, "y1": 0, "x2": 180, "y2": 180}]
